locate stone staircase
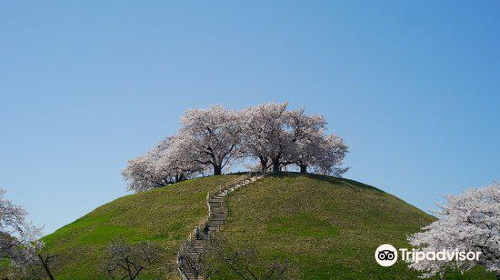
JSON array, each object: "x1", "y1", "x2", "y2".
[{"x1": 177, "y1": 174, "x2": 263, "y2": 280}]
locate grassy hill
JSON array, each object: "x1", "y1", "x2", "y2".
[{"x1": 42, "y1": 173, "x2": 496, "y2": 280}]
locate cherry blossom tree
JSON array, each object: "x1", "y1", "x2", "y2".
[
  {"x1": 287, "y1": 134, "x2": 349, "y2": 176},
  {"x1": 179, "y1": 105, "x2": 242, "y2": 175},
  {"x1": 0, "y1": 188, "x2": 39, "y2": 265},
  {"x1": 241, "y1": 102, "x2": 294, "y2": 172},
  {"x1": 122, "y1": 155, "x2": 163, "y2": 192},
  {"x1": 122, "y1": 136, "x2": 204, "y2": 192},
  {"x1": 241, "y1": 102, "x2": 332, "y2": 173},
  {"x1": 408, "y1": 183, "x2": 500, "y2": 279},
  {"x1": 309, "y1": 135, "x2": 349, "y2": 176},
  {"x1": 103, "y1": 238, "x2": 163, "y2": 280},
  {"x1": 0, "y1": 188, "x2": 55, "y2": 280}
]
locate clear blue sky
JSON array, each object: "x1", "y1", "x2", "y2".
[{"x1": 1, "y1": 1, "x2": 499, "y2": 234}]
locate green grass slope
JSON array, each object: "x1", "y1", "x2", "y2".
[
  {"x1": 42, "y1": 174, "x2": 244, "y2": 280},
  {"x1": 214, "y1": 173, "x2": 495, "y2": 280},
  {"x1": 43, "y1": 173, "x2": 495, "y2": 280}
]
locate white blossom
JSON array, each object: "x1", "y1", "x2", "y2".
[
  {"x1": 0, "y1": 188, "x2": 42, "y2": 273},
  {"x1": 240, "y1": 102, "x2": 292, "y2": 172},
  {"x1": 408, "y1": 183, "x2": 500, "y2": 278},
  {"x1": 122, "y1": 136, "x2": 205, "y2": 192},
  {"x1": 288, "y1": 133, "x2": 349, "y2": 176},
  {"x1": 310, "y1": 134, "x2": 349, "y2": 176},
  {"x1": 179, "y1": 105, "x2": 242, "y2": 175},
  {"x1": 241, "y1": 102, "x2": 320, "y2": 172},
  {"x1": 241, "y1": 102, "x2": 343, "y2": 174}
]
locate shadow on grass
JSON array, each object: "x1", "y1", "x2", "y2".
[{"x1": 264, "y1": 171, "x2": 386, "y2": 194}]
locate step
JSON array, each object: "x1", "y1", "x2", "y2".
[
  {"x1": 209, "y1": 219, "x2": 225, "y2": 222},
  {"x1": 209, "y1": 204, "x2": 224, "y2": 208},
  {"x1": 209, "y1": 213, "x2": 226, "y2": 217},
  {"x1": 209, "y1": 204, "x2": 224, "y2": 207},
  {"x1": 208, "y1": 226, "x2": 221, "y2": 230},
  {"x1": 185, "y1": 253, "x2": 202, "y2": 259},
  {"x1": 209, "y1": 200, "x2": 224, "y2": 204},
  {"x1": 208, "y1": 225, "x2": 223, "y2": 229},
  {"x1": 209, "y1": 214, "x2": 226, "y2": 217},
  {"x1": 187, "y1": 244, "x2": 205, "y2": 249},
  {"x1": 209, "y1": 214, "x2": 225, "y2": 217},
  {"x1": 209, "y1": 216, "x2": 226, "y2": 220}
]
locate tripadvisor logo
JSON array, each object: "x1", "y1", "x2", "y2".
[
  {"x1": 375, "y1": 244, "x2": 482, "y2": 267},
  {"x1": 375, "y1": 244, "x2": 398, "y2": 266}
]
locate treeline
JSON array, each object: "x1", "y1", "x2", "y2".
[{"x1": 122, "y1": 102, "x2": 348, "y2": 192}]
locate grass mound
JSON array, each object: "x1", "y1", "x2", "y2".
[{"x1": 42, "y1": 173, "x2": 495, "y2": 279}]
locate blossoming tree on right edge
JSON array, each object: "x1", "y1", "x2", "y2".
[{"x1": 408, "y1": 183, "x2": 500, "y2": 279}]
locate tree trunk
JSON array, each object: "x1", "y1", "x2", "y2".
[
  {"x1": 272, "y1": 159, "x2": 281, "y2": 173},
  {"x1": 213, "y1": 165, "x2": 222, "y2": 175},
  {"x1": 38, "y1": 254, "x2": 55, "y2": 280},
  {"x1": 175, "y1": 174, "x2": 186, "y2": 183},
  {"x1": 259, "y1": 157, "x2": 268, "y2": 172},
  {"x1": 299, "y1": 164, "x2": 307, "y2": 173}
]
